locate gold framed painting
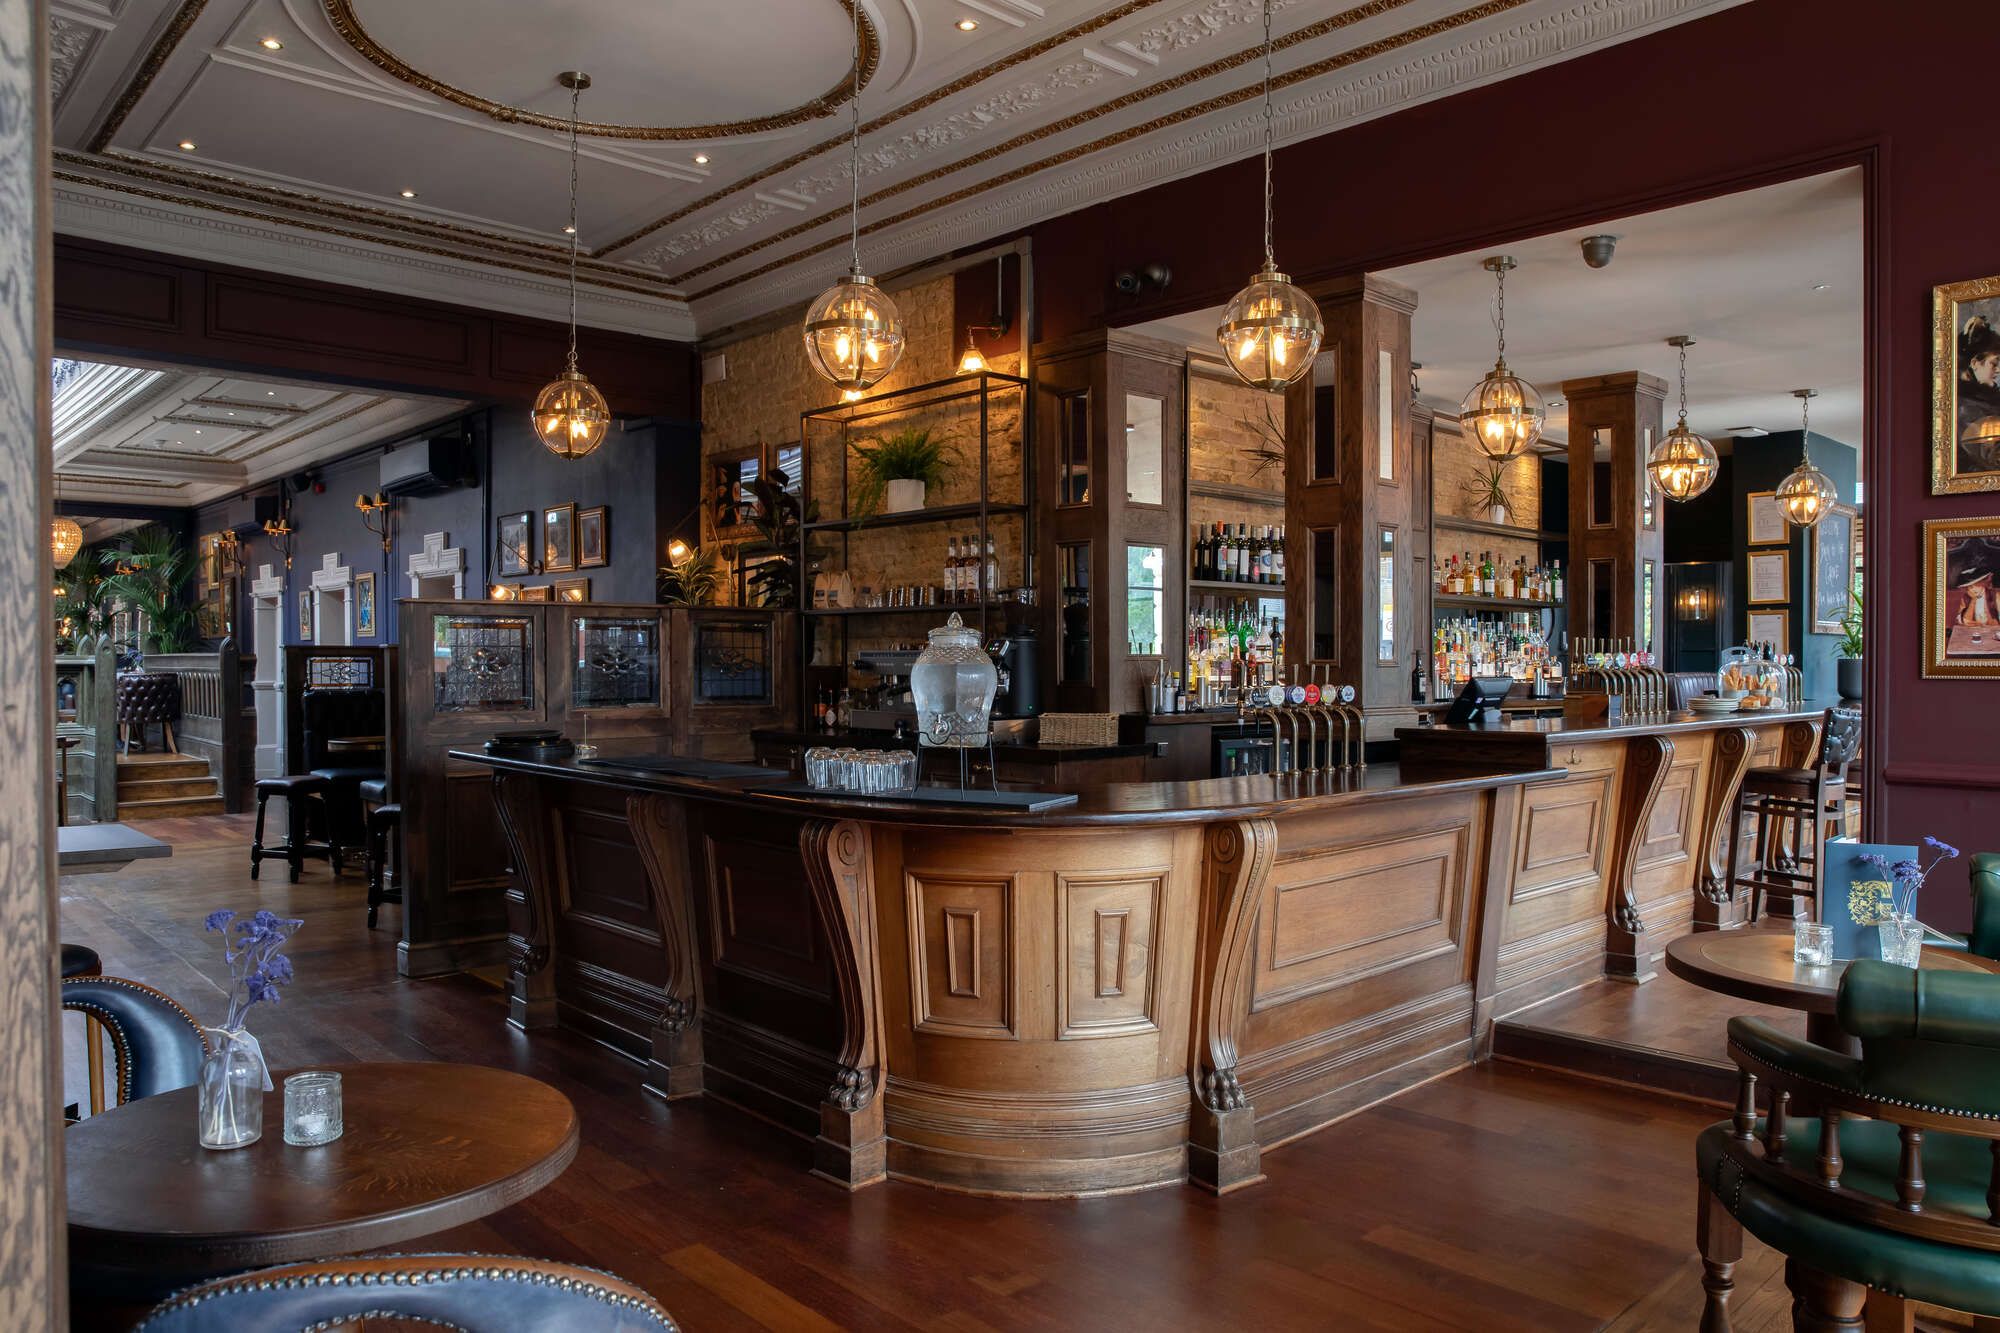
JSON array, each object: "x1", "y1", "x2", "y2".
[
  {"x1": 1922, "y1": 514, "x2": 2000, "y2": 678},
  {"x1": 1933, "y1": 273, "x2": 2000, "y2": 494},
  {"x1": 519, "y1": 584, "x2": 554, "y2": 603},
  {"x1": 1748, "y1": 549, "x2": 1791, "y2": 605},
  {"x1": 1746, "y1": 491, "x2": 1786, "y2": 545},
  {"x1": 576, "y1": 506, "x2": 608, "y2": 569},
  {"x1": 355, "y1": 572, "x2": 377, "y2": 639},
  {"x1": 1747, "y1": 608, "x2": 1789, "y2": 648},
  {"x1": 555, "y1": 577, "x2": 590, "y2": 603},
  {"x1": 543, "y1": 503, "x2": 576, "y2": 572}
]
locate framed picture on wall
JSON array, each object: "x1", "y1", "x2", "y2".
[
  {"x1": 496, "y1": 511, "x2": 534, "y2": 576},
  {"x1": 355, "y1": 573, "x2": 377, "y2": 638},
  {"x1": 1746, "y1": 491, "x2": 1786, "y2": 545},
  {"x1": 1811, "y1": 503, "x2": 1857, "y2": 633},
  {"x1": 555, "y1": 577, "x2": 590, "y2": 603},
  {"x1": 1922, "y1": 514, "x2": 2000, "y2": 678},
  {"x1": 708, "y1": 443, "x2": 762, "y2": 539},
  {"x1": 1932, "y1": 273, "x2": 2000, "y2": 494},
  {"x1": 519, "y1": 585, "x2": 554, "y2": 603},
  {"x1": 298, "y1": 589, "x2": 313, "y2": 641},
  {"x1": 1748, "y1": 549, "x2": 1791, "y2": 605},
  {"x1": 1747, "y1": 609, "x2": 1789, "y2": 648},
  {"x1": 576, "y1": 506, "x2": 608, "y2": 568},
  {"x1": 490, "y1": 583, "x2": 523, "y2": 602},
  {"x1": 543, "y1": 503, "x2": 576, "y2": 572}
]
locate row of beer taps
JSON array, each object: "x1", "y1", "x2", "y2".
[
  {"x1": 1568, "y1": 638, "x2": 1670, "y2": 716},
  {"x1": 1240, "y1": 664, "x2": 1366, "y2": 776}
]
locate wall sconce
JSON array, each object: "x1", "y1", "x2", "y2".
[
  {"x1": 957, "y1": 254, "x2": 1012, "y2": 375},
  {"x1": 1676, "y1": 587, "x2": 1716, "y2": 622},
  {"x1": 214, "y1": 528, "x2": 244, "y2": 578},
  {"x1": 263, "y1": 510, "x2": 296, "y2": 570},
  {"x1": 665, "y1": 538, "x2": 692, "y2": 565},
  {"x1": 489, "y1": 582, "x2": 518, "y2": 601},
  {"x1": 356, "y1": 490, "x2": 392, "y2": 555}
]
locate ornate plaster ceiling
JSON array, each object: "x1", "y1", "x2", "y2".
[
  {"x1": 50, "y1": 0, "x2": 1745, "y2": 342},
  {"x1": 52, "y1": 355, "x2": 467, "y2": 507}
]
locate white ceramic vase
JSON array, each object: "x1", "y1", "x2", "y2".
[{"x1": 885, "y1": 479, "x2": 926, "y2": 513}]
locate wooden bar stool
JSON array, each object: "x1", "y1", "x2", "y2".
[
  {"x1": 251, "y1": 774, "x2": 338, "y2": 883},
  {"x1": 359, "y1": 777, "x2": 402, "y2": 929},
  {"x1": 1725, "y1": 706, "x2": 1863, "y2": 922}
]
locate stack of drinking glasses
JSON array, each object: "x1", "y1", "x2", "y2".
[{"x1": 805, "y1": 746, "x2": 919, "y2": 794}]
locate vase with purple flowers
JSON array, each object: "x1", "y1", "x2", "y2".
[
  {"x1": 1858, "y1": 837, "x2": 1960, "y2": 969},
  {"x1": 197, "y1": 908, "x2": 301, "y2": 1149}
]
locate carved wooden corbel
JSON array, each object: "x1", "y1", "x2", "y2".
[
  {"x1": 492, "y1": 772, "x2": 558, "y2": 1030},
  {"x1": 627, "y1": 792, "x2": 704, "y2": 1099},
  {"x1": 1694, "y1": 726, "x2": 1756, "y2": 924},
  {"x1": 1605, "y1": 734, "x2": 1673, "y2": 981},
  {"x1": 1187, "y1": 817, "x2": 1275, "y2": 1193},
  {"x1": 800, "y1": 817, "x2": 887, "y2": 1188}
]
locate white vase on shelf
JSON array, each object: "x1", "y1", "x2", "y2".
[
  {"x1": 885, "y1": 479, "x2": 926, "y2": 513},
  {"x1": 1487, "y1": 503, "x2": 1509, "y2": 525}
]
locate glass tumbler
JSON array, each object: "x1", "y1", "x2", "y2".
[
  {"x1": 283, "y1": 1071, "x2": 343, "y2": 1146},
  {"x1": 805, "y1": 746, "x2": 834, "y2": 789},
  {"x1": 1791, "y1": 920, "x2": 1834, "y2": 968}
]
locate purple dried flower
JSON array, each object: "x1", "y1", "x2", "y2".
[
  {"x1": 1858, "y1": 853, "x2": 1891, "y2": 873},
  {"x1": 263, "y1": 953, "x2": 293, "y2": 985},
  {"x1": 1891, "y1": 859, "x2": 1923, "y2": 882},
  {"x1": 204, "y1": 909, "x2": 235, "y2": 933},
  {"x1": 1924, "y1": 835, "x2": 1961, "y2": 859},
  {"x1": 199, "y1": 906, "x2": 302, "y2": 1028}
]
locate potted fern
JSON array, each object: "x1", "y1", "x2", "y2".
[
  {"x1": 1837, "y1": 590, "x2": 1863, "y2": 700},
  {"x1": 850, "y1": 427, "x2": 957, "y2": 517}
]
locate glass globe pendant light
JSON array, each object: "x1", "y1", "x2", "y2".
[
  {"x1": 50, "y1": 471, "x2": 82, "y2": 569},
  {"x1": 803, "y1": 1, "x2": 903, "y2": 397},
  {"x1": 1777, "y1": 388, "x2": 1837, "y2": 527},
  {"x1": 1459, "y1": 256, "x2": 1545, "y2": 458},
  {"x1": 533, "y1": 71, "x2": 611, "y2": 460},
  {"x1": 1646, "y1": 335, "x2": 1719, "y2": 501},
  {"x1": 1215, "y1": 0, "x2": 1321, "y2": 392}
]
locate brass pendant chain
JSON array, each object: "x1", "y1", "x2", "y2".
[
  {"x1": 1260, "y1": 0, "x2": 1274, "y2": 269},
  {"x1": 565, "y1": 81, "x2": 580, "y2": 371}
]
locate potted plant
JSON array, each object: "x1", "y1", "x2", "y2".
[
  {"x1": 1837, "y1": 590, "x2": 1863, "y2": 699},
  {"x1": 850, "y1": 427, "x2": 957, "y2": 517},
  {"x1": 657, "y1": 543, "x2": 722, "y2": 606},
  {"x1": 100, "y1": 525, "x2": 199, "y2": 654},
  {"x1": 1463, "y1": 460, "x2": 1514, "y2": 526},
  {"x1": 742, "y1": 464, "x2": 818, "y2": 609}
]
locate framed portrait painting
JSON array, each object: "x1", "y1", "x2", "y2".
[
  {"x1": 355, "y1": 572, "x2": 377, "y2": 639},
  {"x1": 555, "y1": 577, "x2": 590, "y2": 603},
  {"x1": 577, "y1": 506, "x2": 608, "y2": 568},
  {"x1": 519, "y1": 584, "x2": 554, "y2": 603},
  {"x1": 1811, "y1": 503, "x2": 1857, "y2": 633},
  {"x1": 298, "y1": 590, "x2": 313, "y2": 641},
  {"x1": 543, "y1": 503, "x2": 576, "y2": 572},
  {"x1": 496, "y1": 511, "x2": 534, "y2": 576},
  {"x1": 1933, "y1": 273, "x2": 2000, "y2": 494},
  {"x1": 1923, "y1": 515, "x2": 2000, "y2": 678}
]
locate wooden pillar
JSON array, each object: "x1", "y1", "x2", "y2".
[
  {"x1": 1563, "y1": 371, "x2": 1668, "y2": 652},
  {"x1": 1283, "y1": 274, "x2": 1424, "y2": 733},
  {"x1": 2, "y1": 1, "x2": 66, "y2": 1322}
]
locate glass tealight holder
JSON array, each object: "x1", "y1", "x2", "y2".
[
  {"x1": 1792, "y1": 920, "x2": 1834, "y2": 969},
  {"x1": 283, "y1": 1070, "x2": 343, "y2": 1146}
]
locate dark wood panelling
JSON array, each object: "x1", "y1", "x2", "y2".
[
  {"x1": 206, "y1": 275, "x2": 475, "y2": 372},
  {"x1": 704, "y1": 827, "x2": 829, "y2": 1000}
]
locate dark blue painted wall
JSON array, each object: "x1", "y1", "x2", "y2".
[{"x1": 1728, "y1": 431, "x2": 1859, "y2": 700}]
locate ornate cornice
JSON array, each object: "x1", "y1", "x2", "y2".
[
  {"x1": 86, "y1": 0, "x2": 207, "y2": 152},
  {"x1": 321, "y1": 0, "x2": 881, "y2": 142}
]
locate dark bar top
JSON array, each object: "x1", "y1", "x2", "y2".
[
  {"x1": 1398, "y1": 699, "x2": 1835, "y2": 743},
  {"x1": 452, "y1": 740, "x2": 1563, "y2": 830},
  {"x1": 750, "y1": 727, "x2": 1155, "y2": 764}
]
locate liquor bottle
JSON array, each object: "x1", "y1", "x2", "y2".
[
  {"x1": 1232, "y1": 524, "x2": 1248, "y2": 582},
  {"x1": 1260, "y1": 527, "x2": 1276, "y2": 585},
  {"x1": 1273, "y1": 526, "x2": 1285, "y2": 585},
  {"x1": 1498, "y1": 560, "x2": 1515, "y2": 601},
  {"x1": 1215, "y1": 525, "x2": 1233, "y2": 582},
  {"x1": 1550, "y1": 559, "x2": 1565, "y2": 602},
  {"x1": 1481, "y1": 552, "x2": 1495, "y2": 596},
  {"x1": 960, "y1": 536, "x2": 977, "y2": 603},
  {"x1": 943, "y1": 537, "x2": 958, "y2": 602},
  {"x1": 1411, "y1": 650, "x2": 1426, "y2": 703},
  {"x1": 984, "y1": 537, "x2": 998, "y2": 600}
]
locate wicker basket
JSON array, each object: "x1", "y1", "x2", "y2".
[{"x1": 1038, "y1": 712, "x2": 1118, "y2": 746}]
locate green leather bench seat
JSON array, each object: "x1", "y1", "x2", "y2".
[{"x1": 1699, "y1": 1121, "x2": 2000, "y2": 1313}]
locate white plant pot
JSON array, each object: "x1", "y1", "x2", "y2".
[
  {"x1": 885, "y1": 479, "x2": 927, "y2": 513},
  {"x1": 1487, "y1": 503, "x2": 1509, "y2": 525}
]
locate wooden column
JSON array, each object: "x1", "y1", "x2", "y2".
[
  {"x1": 1563, "y1": 371, "x2": 1668, "y2": 651},
  {"x1": 1284, "y1": 274, "x2": 1424, "y2": 734}
]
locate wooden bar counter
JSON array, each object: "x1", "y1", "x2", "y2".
[{"x1": 452, "y1": 745, "x2": 1565, "y2": 1197}]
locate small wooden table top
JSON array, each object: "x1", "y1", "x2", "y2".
[
  {"x1": 1664, "y1": 928, "x2": 2000, "y2": 1015},
  {"x1": 66, "y1": 1061, "x2": 577, "y2": 1300},
  {"x1": 57, "y1": 821, "x2": 172, "y2": 875}
]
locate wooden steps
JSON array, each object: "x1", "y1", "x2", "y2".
[{"x1": 116, "y1": 750, "x2": 224, "y2": 820}]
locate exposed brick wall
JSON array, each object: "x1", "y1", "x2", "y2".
[
  {"x1": 1188, "y1": 367, "x2": 1286, "y2": 574},
  {"x1": 1430, "y1": 414, "x2": 1540, "y2": 569}
]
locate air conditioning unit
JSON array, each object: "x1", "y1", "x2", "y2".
[{"x1": 380, "y1": 435, "x2": 465, "y2": 497}]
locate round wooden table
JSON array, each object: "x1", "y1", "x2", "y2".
[
  {"x1": 1663, "y1": 928, "x2": 2000, "y2": 1054},
  {"x1": 66, "y1": 1061, "x2": 578, "y2": 1306}
]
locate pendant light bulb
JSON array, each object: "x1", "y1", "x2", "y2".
[
  {"x1": 1647, "y1": 335, "x2": 1719, "y2": 501},
  {"x1": 804, "y1": 0, "x2": 905, "y2": 394},
  {"x1": 1777, "y1": 388, "x2": 1837, "y2": 527},
  {"x1": 1459, "y1": 256, "x2": 1545, "y2": 458},
  {"x1": 534, "y1": 71, "x2": 610, "y2": 461},
  {"x1": 50, "y1": 471, "x2": 81, "y2": 569},
  {"x1": 1216, "y1": 0, "x2": 1321, "y2": 393}
]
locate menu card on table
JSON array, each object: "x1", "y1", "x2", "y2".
[{"x1": 1820, "y1": 840, "x2": 1917, "y2": 960}]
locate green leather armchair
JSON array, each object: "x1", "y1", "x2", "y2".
[
  {"x1": 1697, "y1": 961, "x2": 2000, "y2": 1329},
  {"x1": 1970, "y1": 852, "x2": 2000, "y2": 959}
]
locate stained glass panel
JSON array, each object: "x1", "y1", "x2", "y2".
[
  {"x1": 432, "y1": 614, "x2": 534, "y2": 713},
  {"x1": 572, "y1": 616, "x2": 663, "y2": 710},
  {"x1": 693, "y1": 619, "x2": 771, "y2": 704}
]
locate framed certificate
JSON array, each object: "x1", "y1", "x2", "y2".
[
  {"x1": 1748, "y1": 549, "x2": 1791, "y2": 605},
  {"x1": 1747, "y1": 491, "x2": 1786, "y2": 545},
  {"x1": 1748, "y1": 608, "x2": 1790, "y2": 647}
]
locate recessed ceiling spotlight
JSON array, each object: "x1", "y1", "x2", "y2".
[
  {"x1": 260, "y1": 36, "x2": 283, "y2": 50},
  {"x1": 1812, "y1": 283, "x2": 1830, "y2": 292},
  {"x1": 563, "y1": 224, "x2": 576, "y2": 234},
  {"x1": 1728, "y1": 426, "x2": 1771, "y2": 437},
  {"x1": 693, "y1": 152, "x2": 709, "y2": 165},
  {"x1": 177, "y1": 139, "x2": 196, "y2": 151},
  {"x1": 957, "y1": 17, "x2": 978, "y2": 30},
  {"x1": 400, "y1": 188, "x2": 418, "y2": 199},
  {"x1": 266, "y1": 390, "x2": 276, "y2": 397}
]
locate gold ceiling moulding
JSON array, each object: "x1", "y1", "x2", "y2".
[
  {"x1": 595, "y1": 0, "x2": 1175, "y2": 258},
  {"x1": 687, "y1": 0, "x2": 1529, "y2": 302},
  {"x1": 321, "y1": 0, "x2": 880, "y2": 141},
  {"x1": 679, "y1": 0, "x2": 1440, "y2": 290},
  {"x1": 87, "y1": 0, "x2": 210, "y2": 153}
]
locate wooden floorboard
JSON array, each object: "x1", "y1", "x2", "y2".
[{"x1": 56, "y1": 817, "x2": 1785, "y2": 1330}]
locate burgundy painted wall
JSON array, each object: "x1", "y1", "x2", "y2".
[{"x1": 1029, "y1": 0, "x2": 1996, "y2": 916}]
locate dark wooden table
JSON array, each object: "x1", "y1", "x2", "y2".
[
  {"x1": 66, "y1": 1061, "x2": 578, "y2": 1308},
  {"x1": 1663, "y1": 928, "x2": 2000, "y2": 1054}
]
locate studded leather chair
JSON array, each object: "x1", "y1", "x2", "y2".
[
  {"x1": 60, "y1": 976, "x2": 208, "y2": 1111},
  {"x1": 133, "y1": 1253, "x2": 678, "y2": 1332},
  {"x1": 116, "y1": 670, "x2": 181, "y2": 753},
  {"x1": 1697, "y1": 961, "x2": 2000, "y2": 1329}
]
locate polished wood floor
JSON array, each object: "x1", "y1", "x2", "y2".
[{"x1": 53, "y1": 814, "x2": 1885, "y2": 1330}]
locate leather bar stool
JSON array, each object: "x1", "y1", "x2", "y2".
[
  {"x1": 1725, "y1": 706, "x2": 1863, "y2": 922},
  {"x1": 114, "y1": 670, "x2": 180, "y2": 753},
  {"x1": 251, "y1": 773, "x2": 338, "y2": 883},
  {"x1": 358, "y1": 776, "x2": 402, "y2": 929}
]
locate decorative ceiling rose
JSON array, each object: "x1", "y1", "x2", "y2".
[
  {"x1": 1647, "y1": 335, "x2": 1718, "y2": 501},
  {"x1": 1778, "y1": 388, "x2": 1837, "y2": 528},
  {"x1": 1459, "y1": 255, "x2": 1545, "y2": 458},
  {"x1": 1216, "y1": 0, "x2": 1321, "y2": 393},
  {"x1": 322, "y1": 0, "x2": 880, "y2": 142},
  {"x1": 803, "y1": 0, "x2": 905, "y2": 397},
  {"x1": 535, "y1": 71, "x2": 610, "y2": 461}
]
